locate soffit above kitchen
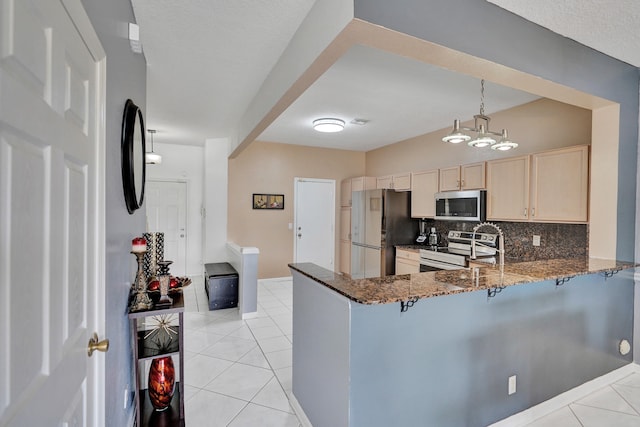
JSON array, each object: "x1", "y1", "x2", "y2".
[
  {"x1": 131, "y1": 0, "x2": 640, "y2": 149},
  {"x1": 257, "y1": 44, "x2": 539, "y2": 151}
]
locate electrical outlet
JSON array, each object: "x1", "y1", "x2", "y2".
[
  {"x1": 532, "y1": 235, "x2": 541, "y2": 246},
  {"x1": 508, "y1": 375, "x2": 517, "y2": 395},
  {"x1": 124, "y1": 387, "x2": 129, "y2": 409}
]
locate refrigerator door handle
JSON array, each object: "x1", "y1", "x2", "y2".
[{"x1": 352, "y1": 242, "x2": 381, "y2": 250}]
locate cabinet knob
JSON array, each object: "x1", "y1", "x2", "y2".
[
  {"x1": 531, "y1": 208, "x2": 535, "y2": 217},
  {"x1": 524, "y1": 208, "x2": 528, "y2": 216},
  {"x1": 87, "y1": 332, "x2": 109, "y2": 357}
]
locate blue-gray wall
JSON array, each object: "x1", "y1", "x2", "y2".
[
  {"x1": 292, "y1": 269, "x2": 635, "y2": 427},
  {"x1": 81, "y1": 1, "x2": 147, "y2": 425},
  {"x1": 354, "y1": 0, "x2": 639, "y2": 261},
  {"x1": 349, "y1": 273, "x2": 634, "y2": 426}
]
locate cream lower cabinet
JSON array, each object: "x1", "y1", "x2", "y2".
[
  {"x1": 395, "y1": 249, "x2": 420, "y2": 274},
  {"x1": 439, "y1": 162, "x2": 485, "y2": 191},
  {"x1": 411, "y1": 170, "x2": 439, "y2": 218},
  {"x1": 339, "y1": 207, "x2": 351, "y2": 274},
  {"x1": 487, "y1": 145, "x2": 589, "y2": 223}
]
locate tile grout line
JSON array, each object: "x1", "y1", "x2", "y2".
[
  {"x1": 609, "y1": 380, "x2": 640, "y2": 416},
  {"x1": 184, "y1": 279, "x2": 299, "y2": 425}
]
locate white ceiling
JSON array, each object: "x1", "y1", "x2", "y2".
[
  {"x1": 131, "y1": 0, "x2": 640, "y2": 151},
  {"x1": 488, "y1": 0, "x2": 640, "y2": 68},
  {"x1": 258, "y1": 45, "x2": 538, "y2": 151}
]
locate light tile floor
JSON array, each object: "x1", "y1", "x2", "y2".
[
  {"x1": 182, "y1": 276, "x2": 300, "y2": 427},
  {"x1": 522, "y1": 373, "x2": 640, "y2": 427},
  {"x1": 183, "y1": 276, "x2": 640, "y2": 427}
]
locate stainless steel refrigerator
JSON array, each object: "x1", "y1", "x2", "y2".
[{"x1": 350, "y1": 189, "x2": 415, "y2": 279}]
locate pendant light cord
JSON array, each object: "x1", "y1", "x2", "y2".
[{"x1": 479, "y1": 79, "x2": 485, "y2": 116}]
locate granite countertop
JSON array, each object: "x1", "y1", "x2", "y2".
[{"x1": 288, "y1": 258, "x2": 636, "y2": 305}]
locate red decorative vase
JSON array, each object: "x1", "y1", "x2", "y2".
[{"x1": 148, "y1": 356, "x2": 175, "y2": 411}]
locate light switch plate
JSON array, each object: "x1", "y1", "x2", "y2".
[{"x1": 532, "y1": 235, "x2": 541, "y2": 246}]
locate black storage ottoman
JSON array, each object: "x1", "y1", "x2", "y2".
[{"x1": 204, "y1": 262, "x2": 238, "y2": 310}]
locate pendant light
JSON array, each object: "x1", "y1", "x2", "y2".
[
  {"x1": 442, "y1": 80, "x2": 517, "y2": 151},
  {"x1": 145, "y1": 129, "x2": 162, "y2": 164}
]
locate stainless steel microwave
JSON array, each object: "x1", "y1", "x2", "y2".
[{"x1": 435, "y1": 190, "x2": 486, "y2": 221}]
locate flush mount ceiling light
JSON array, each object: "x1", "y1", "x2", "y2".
[
  {"x1": 442, "y1": 79, "x2": 517, "y2": 151},
  {"x1": 145, "y1": 129, "x2": 162, "y2": 164},
  {"x1": 313, "y1": 118, "x2": 345, "y2": 133}
]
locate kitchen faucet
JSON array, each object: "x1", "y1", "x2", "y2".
[{"x1": 470, "y1": 222, "x2": 505, "y2": 273}]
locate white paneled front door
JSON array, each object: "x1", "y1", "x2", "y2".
[
  {"x1": 294, "y1": 178, "x2": 335, "y2": 271},
  {"x1": 0, "y1": 0, "x2": 106, "y2": 425},
  {"x1": 146, "y1": 180, "x2": 187, "y2": 276}
]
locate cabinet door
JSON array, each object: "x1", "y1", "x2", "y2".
[
  {"x1": 461, "y1": 162, "x2": 486, "y2": 190},
  {"x1": 395, "y1": 258, "x2": 420, "y2": 274},
  {"x1": 486, "y1": 156, "x2": 530, "y2": 221},
  {"x1": 439, "y1": 166, "x2": 461, "y2": 191},
  {"x1": 351, "y1": 177, "x2": 364, "y2": 192},
  {"x1": 339, "y1": 207, "x2": 351, "y2": 241},
  {"x1": 411, "y1": 170, "x2": 439, "y2": 218},
  {"x1": 376, "y1": 176, "x2": 393, "y2": 189},
  {"x1": 393, "y1": 173, "x2": 411, "y2": 191},
  {"x1": 530, "y1": 145, "x2": 589, "y2": 222},
  {"x1": 339, "y1": 239, "x2": 351, "y2": 275},
  {"x1": 395, "y1": 249, "x2": 420, "y2": 274},
  {"x1": 340, "y1": 179, "x2": 352, "y2": 207}
]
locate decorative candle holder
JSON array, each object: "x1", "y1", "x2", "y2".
[
  {"x1": 157, "y1": 260, "x2": 173, "y2": 276},
  {"x1": 157, "y1": 274, "x2": 173, "y2": 307},
  {"x1": 130, "y1": 250, "x2": 153, "y2": 312},
  {"x1": 143, "y1": 232, "x2": 164, "y2": 282}
]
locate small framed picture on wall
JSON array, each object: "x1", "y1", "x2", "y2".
[{"x1": 253, "y1": 193, "x2": 284, "y2": 210}]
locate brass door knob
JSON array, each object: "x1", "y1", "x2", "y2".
[{"x1": 87, "y1": 332, "x2": 110, "y2": 357}]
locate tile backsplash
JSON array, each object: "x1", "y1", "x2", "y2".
[{"x1": 423, "y1": 220, "x2": 587, "y2": 261}]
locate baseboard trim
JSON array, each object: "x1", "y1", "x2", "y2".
[
  {"x1": 241, "y1": 311, "x2": 258, "y2": 320},
  {"x1": 490, "y1": 363, "x2": 640, "y2": 427},
  {"x1": 259, "y1": 276, "x2": 293, "y2": 284},
  {"x1": 289, "y1": 391, "x2": 313, "y2": 427}
]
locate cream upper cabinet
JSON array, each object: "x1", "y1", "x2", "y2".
[
  {"x1": 439, "y1": 162, "x2": 485, "y2": 191},
  {"x1": 438, "y1": 166, "x2": 461, "y2": 192},
  {"x1": 351, "y1": 176, "x2": 376, "y2": 192},
  {"x1": 341, "y1": 176, "x2": 376, "y2": 207},
  {"x1": 487, "y1": 145, "x2": 589, "y2": 223},
  {"x1": 377, "y1": 173, "x2": 411, "y2": 191},
  {"x1": 411, "y1": 170, "x2": 439, "y2": 218},
  {"x1": 340, "y1": 178, "x2": 352, "y2": 207},
  {"x1": 462, "y1": 162, "x2": 486, "y2": 190},
  {"x1": 530, "y1": 146, "x2": 589, "y2": 223},
  {"x1": 376, "y1": 175, "x2": 393, "y2": 189},
  {"x1": 486, "y1": 155, "x2": 531, "y2": 221}
]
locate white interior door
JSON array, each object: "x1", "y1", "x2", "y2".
[
  {"x1": 146, "y1": 180, "x2": 187, "y2": 276},
  {"x1": 294, "y1": 178, "x2": 335, "y2": 271},
  {"x1": 0, "y1": 0, "x2": 105, "y2": 425}
]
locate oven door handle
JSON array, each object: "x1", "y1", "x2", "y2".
[{"x1": 419, "y1": 259, "x2": 465, "y2": 270}]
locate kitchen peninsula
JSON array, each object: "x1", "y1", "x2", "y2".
[{"x1": 289, "y1": 258, "x2": 636, "y2": 427}]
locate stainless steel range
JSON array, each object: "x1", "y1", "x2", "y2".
[{"x1": 419, "y1": 230, "x2": 498, "y2": 271}]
